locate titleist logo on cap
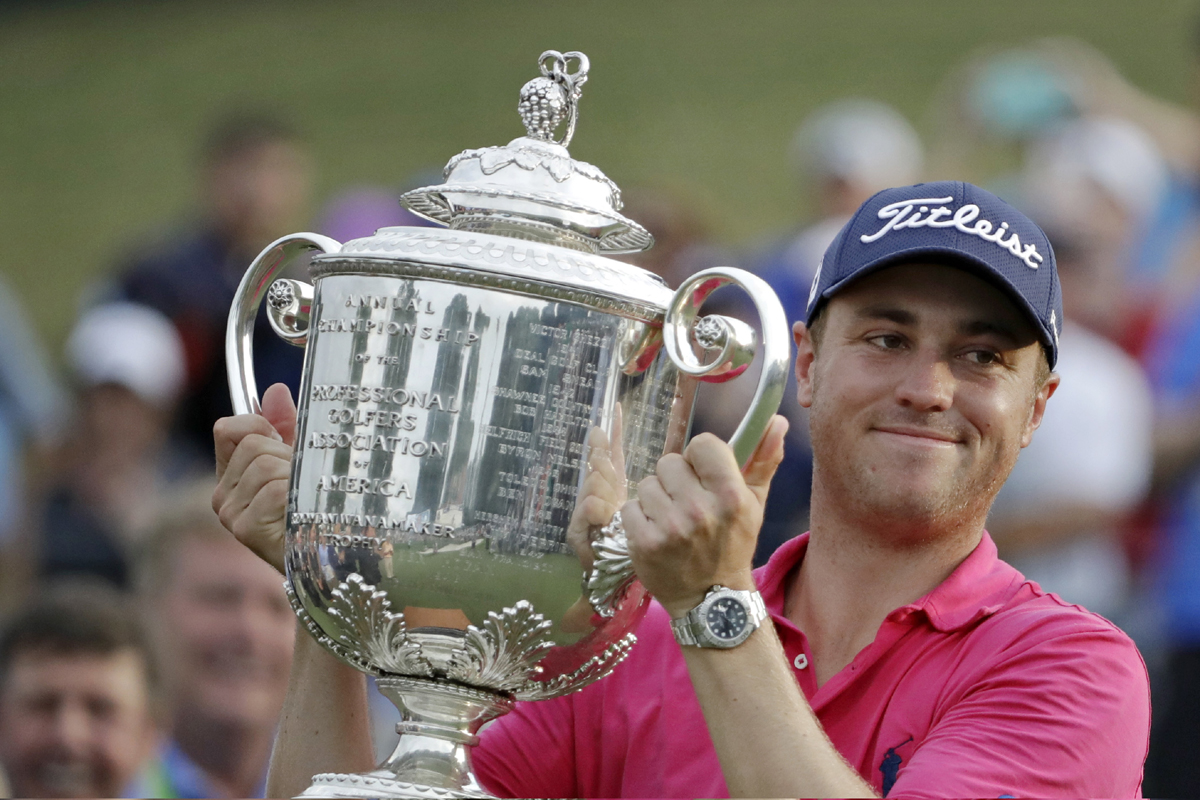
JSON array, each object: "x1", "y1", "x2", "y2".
[{"x1": 859, "y1": 195, "x2": 1044, "y2": 270}]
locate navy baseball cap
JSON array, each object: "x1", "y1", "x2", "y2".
[{"x1": 805, "y1": 181, "x2": 1063, "y2": 369}]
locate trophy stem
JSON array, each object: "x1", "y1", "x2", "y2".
[{"x1": 299, "y1": 676, "x2": 515, "y2": 799}]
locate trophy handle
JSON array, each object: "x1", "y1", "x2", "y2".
[
  {"x1": 225, "y1": 233, "x2": 341, "y2": 416},
  {"x1": 589, "y1": 268, "x2": 790, "y2": 618},
  {"x1": 663, "y1": 267, "x2": 791, "y2": 468}
]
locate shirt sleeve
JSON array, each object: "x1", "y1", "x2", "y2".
[
  {"x1": 474, "y1": 694, "x2": 578, "y2": 799},
  {"x1": 887, "y1": 620, "x2": 1150, "y2": 799}
]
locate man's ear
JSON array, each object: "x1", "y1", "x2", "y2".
[
  {"x1": 794, "y1": 321, "x2": 816, "y2": 409},
  {"x1": 1021, "y1": 371, "x2": 1060, "y2": 448}
]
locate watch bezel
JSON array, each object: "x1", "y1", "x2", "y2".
[{"x1": 695, "y1": 587, "x2": 757, "y2": 648}]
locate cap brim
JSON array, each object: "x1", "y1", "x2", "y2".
[{"x1": 811, "y1": 243, "x2": 1057, "y2": 367}]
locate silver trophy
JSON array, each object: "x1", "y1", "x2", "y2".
[{"x1": 227, "y1": 51, "x2": 790, "y2": 798}]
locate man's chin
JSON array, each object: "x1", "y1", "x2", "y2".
[
  {"x1": 854, "y1": 479, "x2": 972, "y2": 534},
  {"x1": 27, "y1": 760, "x2": 105, "y2": 798},
  {"x1": 192, "y1": 683, "x2": 284, "y2": 727}
]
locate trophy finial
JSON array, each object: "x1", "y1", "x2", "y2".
[
  {"x1": 519, "y1": 50, "x2": 589, "y2": 147},
  {"x1": 402, "y1": 48, "x2": 653, "y2": 253}
]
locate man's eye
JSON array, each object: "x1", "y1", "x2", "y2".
[
  {"x1": 869, "y1": 334, "x2": 904, "y2": 349},
  {"x1": 966, "y1": 349, "x2": 1001, "y2": 365}
]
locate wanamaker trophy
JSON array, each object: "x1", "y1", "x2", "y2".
[{"x1": 226, "y1": 50, "x2": 791, "y2": 798}]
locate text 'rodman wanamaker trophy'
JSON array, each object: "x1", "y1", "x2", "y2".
[{"x1": 227, "y1": 51, "x2": 790, "y2": 798}]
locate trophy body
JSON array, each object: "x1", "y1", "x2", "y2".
[{"x1": 227, "y1": 52, "x2": 790, "y2": 798}]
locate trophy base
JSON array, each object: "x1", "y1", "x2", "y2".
[
  {"x1": 300, "y1": 771, "x2": 492, "y2": 799},
  {"x1": 298, "y1": 676, "x2": 514, "y2": 799}
]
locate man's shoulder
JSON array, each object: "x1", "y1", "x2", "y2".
[{"x1": 963, "y1": 578, "x2": 1148, "y2": 683}]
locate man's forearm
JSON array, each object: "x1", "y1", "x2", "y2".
[
  {"x1": 268, "y1": 621, "x2": 377, "y2": 798},
  {"x1": 681, "y1": 624, "x2": 877, "y2": 798}
]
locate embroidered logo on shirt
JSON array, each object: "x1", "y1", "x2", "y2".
[
  {"x1": 879, "y1": 735, "x2": 914, "y2": 797},
  {"x1": 860, "y1": 196, "x2": 1044, "y2": 270}
]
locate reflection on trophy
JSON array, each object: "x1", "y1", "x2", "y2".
[{"x1": 226, "y1": 50, "x2": 790, "y2": 798}]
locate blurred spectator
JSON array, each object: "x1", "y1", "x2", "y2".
[
  {"x1": 0, "y1": 582, "x2": 161, "y2": 798},
  {"x1": 986, "y1": 228, "x2": 1153, "y2": 622},
  {"x1": 926, "y1": 37, "x2": 1200, "y2": 187},
  {"x1": 756, "y1": 99, "x2": 925, "y2": 312},
  {"x1": 616, "y1": 185, "x2": 811, "y2": 565},
  {"x1": 114, "y1": 111, "x2": 313, "y2": 461},
  {"x1": 136, "y1": 483, "x2": 294, "y2": 798},
  {"x1": 317, "y1": 185, "x2": 435, "y2": 243},
  {"x1": 36, "y1": 302, "x2": 188, "y2": 589},
  {"x1": 0, "y1": 276, "x2": 69, "y2": 612},
  {"x1": 620, "y1": 185, "x2": 733, "y2": 289},
  {"x1": 747, "y1": 100, "x2": 924, "y2": 562},
  {"x1": 1142, "y1": 281, "x2": 1200, "y2": 796},
  {"x1": 1021, "y1": 115, "x2": 1170, "y2": 351}
]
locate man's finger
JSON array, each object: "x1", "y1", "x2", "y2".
[
  {"x1": 742, "y1": 415, "x2": 789, "y2": 500},
  {"x1": 214, "y1": 414, "x2": 286, "y2": 476},
  {"x1": 218, "y1": 434, "x2": 293, "y2": 496},
  {"x1": 682, "y1": 432, "x2": 743, "y2": 496},
  {"x1": 585, "y1": 428, "x2": 622, "y2": 491},
  {"x1": 654, "y1": 452, "x2": 704, "y2": 503},
  {"x1": 261, "y1": 382, "x2": 299, "y2": 447}
]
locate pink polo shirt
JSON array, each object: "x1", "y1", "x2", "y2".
[{"x1": 474, "y1": 532, "x2": 1150, "y2": 798}]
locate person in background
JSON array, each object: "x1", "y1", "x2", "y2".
[
  {"x1": 756, "y1": 98, "x2": 925, "y2": 314},
  {"x1": 37, "y1": 302, "x2": 188, "y2": 589},
  {"x1": 115, "y1": 111, "x2": 314, "y2": 461},
  {"x1": 1141, "y1": 266, "x2": 1200, "y2": 797},
  {"x1": 985, "y1": 115, "x2": 1164, "y2": 623},
  {"x1": 136, "y1": 482, "x2": 294, "y2": 798},
  {"x1": 985, "y1": 227, "x2": 1153, "y2": 622},
  {"x1": 0, "y1": 582, "x2": 161, "y2": 799},
  {"x1": 1018, "y1": 115, "x2": 1170, "y2": 349},
  {"x1": 749, "y1": 100, "x2": 925, "y2": 560},
  {"x1": 317, "y1": 185, "x2": 436, "y2": 244},
  {"x1": 0, "y1": 275, "x2": 69, "y2": 613}
]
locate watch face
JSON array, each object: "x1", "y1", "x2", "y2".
[{"x1": 705, "y1": 596, "x2": 748, "y2": 641}]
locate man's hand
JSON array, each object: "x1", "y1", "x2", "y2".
[
  {"x1": 212, "y1": 382, "x2": 297, "y2": 574},
  {"x1": 623, "y1": 415, "x2": 788, "y2": 618},
  {"x1": 565, "y1": 408, "x2": 627, "y2": 573}
]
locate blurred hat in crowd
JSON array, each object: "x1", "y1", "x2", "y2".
[
  {"x1": 966, "y1": 51, "x2": 1075, "y2": 139},
  {"x1": 66, "y1": 302, "x2": 185, "y2": 408},
  {"x1": 1022, "y1": 115, "x2": 1168, "y2": 228},
  {"x1": 318, "y1": 185, "x2": 437, "y2": 243},
  {"x1": 790, "y1": 99, "x2": 924, "y2": 194}
]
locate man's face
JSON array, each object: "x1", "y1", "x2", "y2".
[
  {"x1": 0, "y1": 649, "x2": 158, "y2": 798},
  {"x1": 207, "y1": 140, "x2": 313, "y2": 255},
  {"x1": 796, "y1": 262, "x2": 1057, "y2": 539},
  {"x1": 155, "y1": 535, "x2": 294, "y2": 731}
]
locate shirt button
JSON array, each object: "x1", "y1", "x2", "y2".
[{"x1": 793, "y1": 653, "x2": 809, "y2": 670}]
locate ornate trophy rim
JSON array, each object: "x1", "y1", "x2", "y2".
[{"x1": 319, "y1": 227, "x2": 675, "y2": 315}]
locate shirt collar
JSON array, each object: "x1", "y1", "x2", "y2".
[{"x1": 754, "y1": 530, "x2": 1024, "y2": 633}]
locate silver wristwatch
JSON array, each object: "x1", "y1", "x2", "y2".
[{"x1": 670, "y1": 586, "x2": 768, "y2": 649}]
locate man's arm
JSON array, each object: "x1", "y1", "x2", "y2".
[
  {"x1": 269, "y1": 625, "x2": 377, "y2": 798},
  {"x1": 212, "y1": 383, "x2": 376, "y2": 795},
  {"x1": 622, "y1": 421, "x2": 876, "y2": 798}
]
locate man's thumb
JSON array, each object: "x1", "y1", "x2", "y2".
[
  {"x1": 261, "y1": 382, "x2": 298, "y2": 447},
  {"x1": 742, "y1": 415, "x2": 788, "y2": 500}
]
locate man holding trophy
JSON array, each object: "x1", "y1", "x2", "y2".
[{"x1": 213, "y1": 52, "x2": 1148, "y2": 799}]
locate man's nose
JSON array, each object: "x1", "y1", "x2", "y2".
[
  {"x1": 894, "y1": 352, "x2": 954, "y2": 412},
  {"x1": 50, "y1": 701, "x2": 93, "y2": 755}
]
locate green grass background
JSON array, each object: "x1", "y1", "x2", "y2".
[{"x1": 2, "y1": 0, "x2": 1198, "y2": 352}]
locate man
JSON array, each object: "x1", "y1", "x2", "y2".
[
  {"x1": 0, "y1": 582, "x2": 161, "y2": 798},
  {"x1": 116, "y1": 112, "x2": 313, "y2": 461},
  {"x1": 137, "y1": 484, "x2": 295, "y2": 798},
  {"x1": 39, "y1": 301, "x2": 187, "y2": 589},
  {"x1": 214, "y1": 182, "x2": 1150, "y2": 798}
]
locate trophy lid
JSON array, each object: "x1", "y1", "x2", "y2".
[{"x1": 401, "y1": 51, "x2": 654, "y2": 255}]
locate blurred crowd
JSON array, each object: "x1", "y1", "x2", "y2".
[{"x1": 3, "y1": 35, "x2": 1200, "y2": 798}]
